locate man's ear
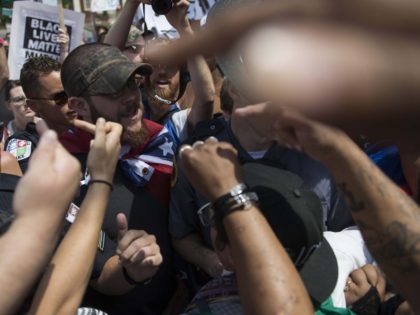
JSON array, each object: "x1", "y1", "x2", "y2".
[
  {"x1": 26, "y1": 99, "x2": 40, "y2": 113},
  {"x1": 68, "y1": 97, "x2": 92, "y2": 122}
]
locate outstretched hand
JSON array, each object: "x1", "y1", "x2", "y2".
[{"x1": 236, "y1": 104, "x2": 351, "y2": 163}]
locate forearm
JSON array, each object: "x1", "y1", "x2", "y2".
[
  {"x1": 0, "y1": 214, "x2": 62, "y2": 315},
  {"x1": 28, "y1": 184, "x2": 111, "y2": 315},
  {"x1": 320, "y1": 136, "x2": 420, "y2": 312},
  {"x1": 150, "y1": 0, "x2": 420, "y2": 67},
  {"x1": 187, "y1": 54, "x2": 215, "y2": 130},
  {"x1": 224, "y1": 206, "x2": 313, "y2": 315},
  {"x1": 104, "y1": 0, "x2": 139, "y2": 49},
  {"x1": 0, "y1": 46, "x2": 9, "y2": 90},
  {"x1": 90, "y1": 255, "x2": 135, "y2": 295},
  {"x1": 172, "y1": 234, "x2": 220, "y2": 275}
]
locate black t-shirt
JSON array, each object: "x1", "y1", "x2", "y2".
[
  {"x1": 5, "y1": 122, "x2": 40, "y2": 174},
  {"x1": 0, "y1": 173, "x2": 19, "y2": 234},
  {"x1": 73, "y1": 154, "x2": 177, "y2": 315}
]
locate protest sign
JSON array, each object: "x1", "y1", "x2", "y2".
[
  {"x1": 8, "y1": 1, "x2": 85, "y2": 79},
  {"x1": 42, "y1": 0, "x2": 58, "y2": 6}
]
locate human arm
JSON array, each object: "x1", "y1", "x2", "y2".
[
  {"x1": 165, "y1": 0, "x2": 215, "y2": 130},
  {"x1": 70, "y1": 119, "x2": 163, "y2": 296},
  {"x1": 27, "y1": 119, "x2": 122, "y2": 315},
  {"x1": 146, "y1": 0, "x2": 420, "y2": 141},
  {"x1": 57, "y1": 27, "x2": 70, "y2": 63},
  {"x1": 0, "y1": 44, "x2": 9, "y2": 91},
  {"x1": 172, "y1": 234, "x2": 223, "y2": 278},
  {"x1": 0, "y1": 126, "x2": 81, "y2": 315},
  {"x1": 236, "y1": 105, "x2": 420, "y2": 313},
  {"x1": 179, "y1": 139, "x2": 314, "y2": 315},
  {"x1": 104, "y1": 0, "x2": 145, "y2": 50},
  {"x1": 89, "y1": 214, "x2": 162, "y2": 295}
]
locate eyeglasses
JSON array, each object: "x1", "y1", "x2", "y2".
[
  {"x1": 9, "y1": 96, "x2": 26, "y2": 105},
  {"x1": 124, "y1": 44, "x2": 144, "y2": 54},
  {"x1": 197, "y1": 203, "x2": 215, "y2": 227},
  {"x1": 27, "y1": 91, "x2": 68, "y2": 106}
]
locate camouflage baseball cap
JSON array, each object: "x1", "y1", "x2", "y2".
[
  {"x1": 61, "y1": 43, "x2": 153, "y2": 97},
  {"x1": 126, "y1": 25, "x2": 144, "y2": 46}
]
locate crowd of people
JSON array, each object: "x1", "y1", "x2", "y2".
[{"x1": 1, "y1": 0, "x2": 420, "y2": 314}]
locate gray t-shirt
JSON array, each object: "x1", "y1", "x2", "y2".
[{"x1": 169, "y1": 118, "x2": 352, "y2": 248}]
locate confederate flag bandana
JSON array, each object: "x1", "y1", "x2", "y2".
[
  {"x1": 119, "y1": 119, "x2": 174, "y2": 204},
  {"x1": 119, "y1": 119, "x2": 174, "y2": 186},
  {"x1": 61, "y1": 119, "x2": 175, "y2": 205}
]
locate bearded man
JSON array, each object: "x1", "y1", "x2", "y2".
[{"x1": 61, "y1": 43, "x2": 176, "y2": 315}]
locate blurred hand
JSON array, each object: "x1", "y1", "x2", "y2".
[
  {"x1": 13, "y1": 120, "x2": 81, "y2": 219},
  {"x1": 165, "y1": 0, "x2": 191, "y2": 34},
  {"x1": 179, "y1": 138, "x2": 244, "y2": 201},
  {"x1": 236, "y1": 104, "x2": 351, "y2": 163},
  {"x1": 116, "y1": 213, "x2": 162, "y2": 282},
  {"x1": 57, "y1": 27, "x2": 69, "y2": 51},
  {"x1": 87, "y1": 118, "x2": 122, "y2": 183}
]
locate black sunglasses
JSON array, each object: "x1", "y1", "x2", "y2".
[{"x1": 27, "y1": 91, "x2": 68, "y2": 106}]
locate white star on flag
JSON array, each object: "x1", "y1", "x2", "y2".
[{"x1": 159, "y1": 138, "x2": 174, "y2": 156}]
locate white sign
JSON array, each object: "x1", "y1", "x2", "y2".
[
  {"x1": 90, "y1": 0, "x2": 119, "y2": 12},
  {"x1": 8, "y1": 1, "x2": 85, "y2": 80},
  {"x1": 42, "y1": 0, "x2": 58, "y2": 6}
]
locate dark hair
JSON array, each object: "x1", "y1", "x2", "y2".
[
  {"x1": 20, "y1": 56, "x2": 61, "y2": 96},
  {"x1": 5, "y1": 80, "x2": 22, "y2": 101}
]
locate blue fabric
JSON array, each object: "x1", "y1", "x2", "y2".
[
  {"x1": 120, "y1": 126, "x2": 174, "y2": 187},
  {"x1": 365, "y1": 145, "x2": 406, "y2": 186}
]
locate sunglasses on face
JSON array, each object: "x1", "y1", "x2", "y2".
[{"x1": 27, "y1": 91, "x2": 68, "y2": 106}]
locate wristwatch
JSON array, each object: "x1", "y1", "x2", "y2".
[{"x1": 212, "y1": 183, "x2": 259, "y2": 219}]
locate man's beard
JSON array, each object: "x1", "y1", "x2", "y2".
[
  {"x1": 87, "y1": 97, "x2": 150, "y2": 148},
  {"x1": 147, "y1": 81, "x2": 180, "y2": 118},
  {"x1": 121, "y1": 123, "x2": 149, "y2": 148}
]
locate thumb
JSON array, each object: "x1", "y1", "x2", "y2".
[
  {"x1": 116, "y1": 213, "x2": 128, "y2": 243},
  {"x1": 28, "y1": 130, "x2": 58, "y2": 170}
]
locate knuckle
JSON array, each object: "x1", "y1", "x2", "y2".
[{"x1": 148, "y1": 234, "x2": 156, "y2": 243}]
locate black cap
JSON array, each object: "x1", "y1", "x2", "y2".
[{"x1": 243, "y1": 162, "x2": 338, "y2": 306}]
